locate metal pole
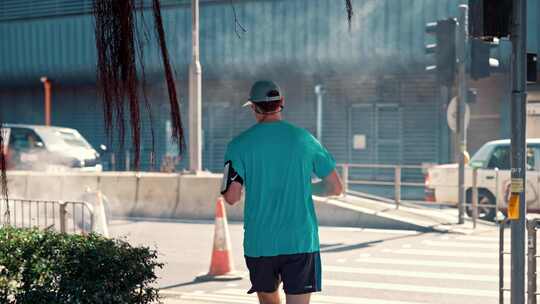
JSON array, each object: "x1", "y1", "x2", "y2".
[
  {"x1": 500, "y1": 220, "x2": 506, "y2": 304},
  {"x1": 527, "y1": 220, "x2": 537, "y2": 304},
  {"x1": 510, "y1": 0, "x2": 528, "y2": 302},
  {"x1": 457, "y1": 5, "x2": 469, "y2": 225},
  {"x1": 472, "y1": 167, "x2": 478, "y2": 229},
  {"x1": 125, "y1": 150, "x2": 130, "y2": 171},
  {"x1": 342, "y1": 165, "x2": 349, "y2": 193},
  {"x1": 59, "y1": 202, "x2": 66, "y2": 233},
  {"x1": 314, "y1": 85, "x2": 324, "y2": 142},
  {"x1": 189, "y1": 0, "x2": 202, "y2": 173},
  {"x1": 495, "y1": 168, "x2": 500, "y2": 217},
  {"x1": 395, "y1": 166, "x2": 401, "y2": 209}
]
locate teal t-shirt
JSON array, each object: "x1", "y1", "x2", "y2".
[{"x1": 224, "y1": 120, "x2": 336, "y2": 257}]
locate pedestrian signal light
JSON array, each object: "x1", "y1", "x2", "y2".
[{"x1": 508, "y1": 193, "x2": 520, "y2": 220}]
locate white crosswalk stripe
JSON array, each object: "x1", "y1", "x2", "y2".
[
  {"x1": 163, "y1": 289, "x2": 429, "y2": 304},
  {"x1": 355, "y1": 256, "x2": 506, "y2": 270},
  {"x1": 422, "y1": 239, "x2": 499, "y2": 249},
  {"x1": 390, "y1": 248, "x2": 497, "y2": 258},
  {"x1": 164, "y1": 232, "x2": 511, "y2": 304},
  {"x1": 324, "y1": 265, "x2": 498, "y2": 282}
]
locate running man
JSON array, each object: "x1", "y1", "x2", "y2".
[{"x1": 221, "y1": 80, "x2": 343, "y2": 304}]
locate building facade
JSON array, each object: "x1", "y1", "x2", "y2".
[{"x1": 0, "y1": 0, "x2": 539, "y2": 181}]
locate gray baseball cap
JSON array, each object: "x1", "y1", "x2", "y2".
[{"x1": 243, "y1": 80, "x2": 283, "y2": 107}]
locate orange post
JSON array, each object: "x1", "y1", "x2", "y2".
[{"x1": 40, "y1": 77, "x2": 51, "y2": 126}]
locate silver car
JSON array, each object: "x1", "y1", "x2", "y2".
[{"x1": 1, "y1": 124, "x2": 103, "y2": 172}]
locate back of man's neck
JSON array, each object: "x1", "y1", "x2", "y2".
[{"x1": 258, "y1": 115, "x2": 282, "y2": 123}]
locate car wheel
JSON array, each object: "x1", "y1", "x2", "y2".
[{"x1": 466, "y1": 189, "x2": 496, "y2": 221}]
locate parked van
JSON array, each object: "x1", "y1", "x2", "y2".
[{"x1": 1, "y1": 124, "x2": 103, "y2": 172}]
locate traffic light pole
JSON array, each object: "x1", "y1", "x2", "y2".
[
  {"x1": 457, "y1": 5, "x2": 468, "y2": 225},
  {"x1": 510, "y1": 0, "x2": 527, "y2": 302}
]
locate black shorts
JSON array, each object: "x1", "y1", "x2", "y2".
[{"x1": 244, "y1": 252, "x2": 322, "y2": 295}]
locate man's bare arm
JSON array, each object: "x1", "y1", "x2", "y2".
[
  {"x1": 312, "y1": 170, "x2": 343, "y2": 197},
  {"x1": 223, "y1": 181, "x2": 243, "y2": 205}
]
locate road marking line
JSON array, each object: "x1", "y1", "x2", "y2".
[
  {"x1": 422, "y1": 240, "x2": 499, "y2": 249},
  {"x1": 325, "y1": 265, "x2": 498, "y2": 282},
  {"x1": 402, "y1": 244, "x2": 412, "y2": 248},
  {"x1": 177, "y1": 293, "x2": 254, "y2": 304},
  {"x1": 218, "y1": 289, "x2": 427, "y2": 304},
  {"x1": 163, "y1": 289, "x2": 427, "y2": 304},
  {"x1": 321, "y1": 227, "x2": 421, "y2": 235},
  {"x1": 325, "y1": 279, "x2": 497, "y2": 297},
  {"x1": 393, "y1": 248, "x2": 497, "y2": 258},
  {"x1": 455, "y1": 235, "x2": 506, "y2": 242},
  {"x1": 355, "y1": 257, "x2": 506, "y2": 270},
  {"x1": 337, "y1": 258, "x2": 347, "y2": 263}
]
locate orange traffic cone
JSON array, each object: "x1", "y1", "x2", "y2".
[{"x1": 196, "y1": 197, "x2": 243, "y2": 281}]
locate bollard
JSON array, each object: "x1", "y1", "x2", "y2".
[
  {"x1": 59, "y1": 202, "x2": 67, "y2": 233},
  {"x1": 528, "y1": 220, "x2": 537, "y2": 304},
  {"x1": 394, "y1": 166, "x2": 401, "y2": 209},
  {"x1": 472, "y1": 167, "x2": 478, "y2": 229}
]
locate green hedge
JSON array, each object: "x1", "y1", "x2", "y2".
[{"x1": 0, "y1": 227, "x2": 163, "y2": 304}]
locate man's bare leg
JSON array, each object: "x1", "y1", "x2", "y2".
[
  {"x1": 286, "y1": 293, "x2": 311, "y2": 304},
  {"x1": 257, "y1": 291, "x2": 281, "y2": 304}
]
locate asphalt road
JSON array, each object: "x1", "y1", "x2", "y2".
[{"x1": 109, "y1": 218, "x2": 507, "y2": 304}]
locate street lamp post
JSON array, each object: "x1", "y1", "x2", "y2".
[{"x1": 189, "y1": 0, "x2": 202, "y2": 173}]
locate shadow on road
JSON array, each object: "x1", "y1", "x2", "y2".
[
  {"x1": 160, "y1": 280, "x2": 207, "y2": 290},
  {"x1": 320, "y1": 230, "x2": 435, "y2": 253}
]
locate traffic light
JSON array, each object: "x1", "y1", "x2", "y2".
[
  {"x1": 470, "y1": 38, "x2": 499, "y2": 80},
  {"x1": 469, "y1": 0, "x2": 512, "y2": 39},
  {"x1": 425, "y1": 19, "x2": 457, "y2": 86}
]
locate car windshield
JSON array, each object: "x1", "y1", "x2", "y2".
[
  {"x1": 35, "y1": 128, "x2": 93, "y2": 150},
  {"x1": 470, "y1": 142, "x2": 497, "y2": 168},
  {"x1": 56, "y1": 130, "x2": 92, "y2": 148}
]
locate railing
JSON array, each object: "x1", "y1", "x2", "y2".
[
  {"x1": 0, "y1": 199, "x2": 95, "y2": 234},
  {"x1": 527, "y1": 219, "x2": 540, "y2": 304},
  {"x1": 499, "y1": 219, "x2": 511, "y2": 304},
  {"x1": 499, "y1": 218, "x2": 540, "y2": 304},
  {"x1": 337, "y1": 163, "x2": 503, "y2": 226},
  {"x1": 337, "y1": 163, "x2": 430, "y2": 210}
]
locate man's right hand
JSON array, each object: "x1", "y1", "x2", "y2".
[{"x1": 312, "y1": 170, "x2": 343, "y2": 197}]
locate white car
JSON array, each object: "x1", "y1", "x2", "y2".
[
  {"x1": 1, "y1": 124, "x2": 103, "y2": 172},
  {"x1": 425, "y1": 139, "x2": 540, "y2": 220}
]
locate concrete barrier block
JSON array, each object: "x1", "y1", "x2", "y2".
[
  {"x1": 98, "y1": 172, "x2": 137, "y2": 217},
  {"x1": 59, "y1": 173, "x2": 99, "y2": 202},
  {"x1": 5, "y1": 171, "x2": 29, "y2": 199},
  {"x1": 175, "y1": 173, "x2": 222, "y2": 220},
  {"x1": 131, "y1": 173, "x2": 179, "y2": 218},
  {"x1": 26, "y1": 172, "x2": 63, "y2": 201}
]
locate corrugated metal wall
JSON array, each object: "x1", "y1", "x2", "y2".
[
  {"x1": 0, "y1": 0, "x2": 465, "y2": 85},
  {"x1": 0, "y1": 0, "x2": 475, "y2": 200}
]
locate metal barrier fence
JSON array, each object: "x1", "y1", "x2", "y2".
[
  {"x1": 500, "y1": 218, "x2": 540, "y2": 304},
  {"x1": 337, "y1": 163, "x2": 426, "y2": 209},
  {"x1": 527, "y1": 219, "x2": 540, "y2": 304},
  {"x1": 499, "y1": 219, "x2": 510, "y2": 304},
  {"x1": 0, "y1": 199, "x2": 95, "y2": 234},
  {"x1": 337, "y1": 163, "x2": 502, "y2": 226}
]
